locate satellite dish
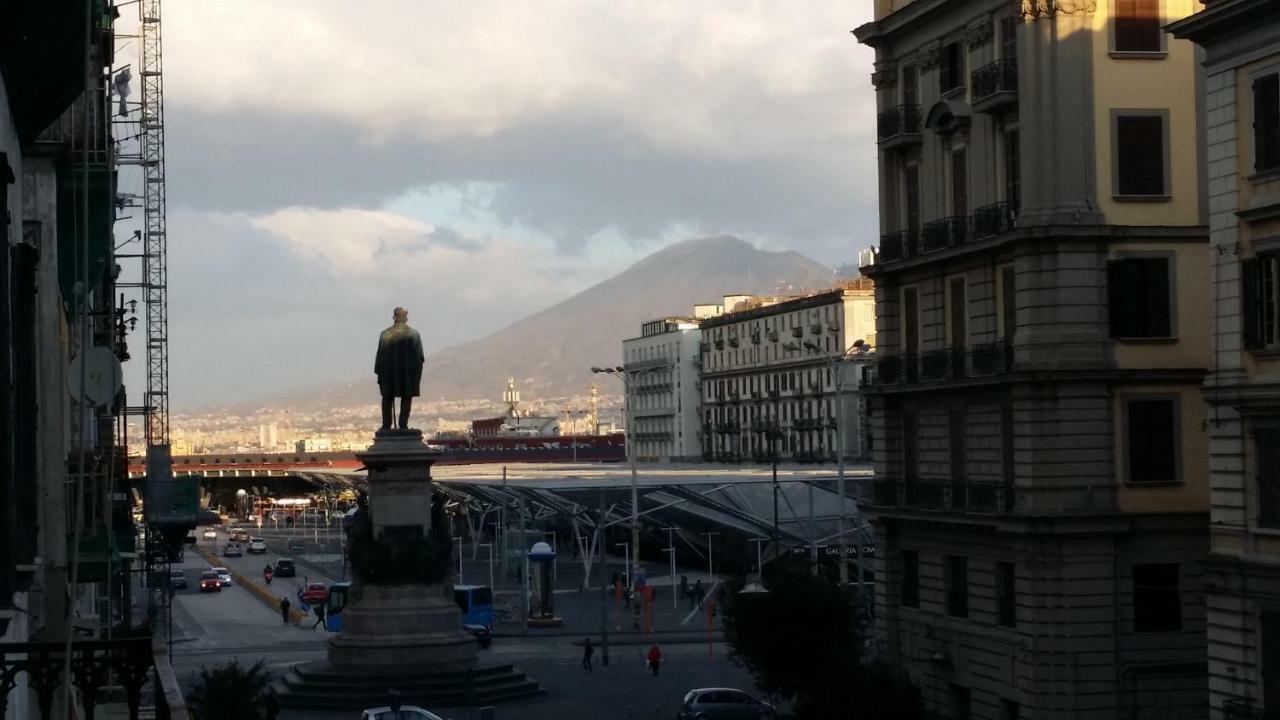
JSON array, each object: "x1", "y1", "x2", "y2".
[{"x1": 68, "y1": 346, "x2": 122, "y2": 407}]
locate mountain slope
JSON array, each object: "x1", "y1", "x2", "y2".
[{"x1": 300, "y1": 236, "x2": 835, "y2": 406}]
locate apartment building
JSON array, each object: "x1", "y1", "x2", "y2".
[
  {"x1": 699, "y1": 285, "x2": 876, "y2": 464},
  {"x1": 622, "y1": 317, "x2": 703, "y2": 462},
  {"x1": 1170, "y1": 4, "x2": 1280, "y2": 718},
  {"x1": 856, "y1": 1, "x2": 1210, "y2": 718}
]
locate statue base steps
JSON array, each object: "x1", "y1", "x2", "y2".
[{"x1": 274, "y1": 661, "x2": 544, "y2": 710}]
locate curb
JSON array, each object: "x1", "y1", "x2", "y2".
[{"x1": 193, "y1": 546, "x2": 308, "y2": 624}]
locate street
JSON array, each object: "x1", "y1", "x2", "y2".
[{"x1": 170, "y1": 529, "x2": 768, "y2": 720}]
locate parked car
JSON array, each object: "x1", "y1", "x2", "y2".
[
  {"x1": 201, "y1": 529, "x2": 218, "y2": 541},
  {"x1": 211, "y1": 567, "x2": 233, "y2": 586},
  {"x1": 677, "y1": 689, "x2": 775, "y2": 720},
  {"x1": 247, "y1": 537, "x2": 267, "y2": 554},
  {"x1": 359, "y1": 706, "x2": 446, "y2": 720},
  {"x1": 199, "y1": 571, "x2": 222, "y2": 592},
  {"x1": 169, "y1": 572, "x2": 188, "y2": 590},
  {"x1": 222, "y1": 542, "x2": 243, "y2": 557},
  {"x1": 300, "y1": 582, "x2": 328, "y2": 605},
  {"x1": 274, "y1": 558, "x2": 296, "y2": 577}
]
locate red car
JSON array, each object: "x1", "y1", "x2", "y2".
[
  {"x1": 300, "y1": 582, "x2": 328, "y2": 605},
  {"x1": 199, "y1": 571, "x2": 222, "y2": 592}
]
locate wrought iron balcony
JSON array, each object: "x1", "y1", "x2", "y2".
[
  {"x1": 921, "y1": 216, "x2": 971, "y2": 253},
  {"x1": 791, "y1": 326, "x2": 804, "y2": 338},
  {"x1": 971, "y1": 58, "x2": 1018, "y2": 114},
  {"x1": 861, "y1": 477, "x2": 1016, "y2": 514},
  {"x1": 973, "y1": 201, "x2": 1017, "y2": 238},
  {"x1": 871, "y1": 354, "x2": 919, "y2": 386},
  {"x1": 877, "y1": 104, "x2": 922, "y2": 148},
  {"x1": 970, "y1": 340, "x2": 1014, "y2": 376}
]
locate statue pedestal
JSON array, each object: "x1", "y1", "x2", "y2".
[{"x1": 327, "y1": 584, "x2": 477, "y2": 669}]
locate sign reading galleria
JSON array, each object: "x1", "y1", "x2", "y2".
[{"x1": 790, "y1": 545, "x2": 876, "y2": 558}]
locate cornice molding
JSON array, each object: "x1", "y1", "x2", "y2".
[
  {"x1": 871, "y1": 63, "x2": 899, "y2": 90},
  {"x1": 966, "y1": 16, "x2": 994, "y2": 47}
]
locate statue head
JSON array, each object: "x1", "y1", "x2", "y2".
[{"x1": 393, "y1": 307, "x2": 408, "y2": 324}]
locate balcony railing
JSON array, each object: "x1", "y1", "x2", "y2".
[
  {"x1": 971, "y1": 58, "x2": 1018, "y2": 113},
  {"x1": 862, "y1": 477, "x2": 1016, "y2": 514},
  {"x1": 921, "y1": 216, "x2": 971, "y2": 253},
  {"x1": 973, "y1": 201, "x2": 1017, "y2": 238},
  {"x1": 879, "y1": 229, "x2": 920, "y2": 263},
  {"x1": 876, "y1": 104, "x2": 922, "y2": 144},
  {"x1": 971, "y1": 340, "x2": 1013, "y2": 376}
]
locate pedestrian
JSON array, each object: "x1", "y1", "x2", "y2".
[
  {"x1": 693, "y1": 579, "x2": 704, "y2": 606},
  {"x1": 610, "y1": 571, "x2": 619, "y2": 590},
  {"x1": 623, "y1": 585, "x2": 631, "y2": 609},
  {"x1": 582, "y1": 637, "x2": 594, "y2": 672},
  {"x1": 279, "y1": 597, "x2": 291, "y2": 625},
  {"x1": 312, "y1": 602, "x2": 326, "y2": 630},
  {"x1": 647, "y1": 643, "x2": 662, "y2": 675}
]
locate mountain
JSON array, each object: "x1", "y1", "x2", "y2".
[{"x1": 284, "y1": 236, "x2": 835, "y2": 408}]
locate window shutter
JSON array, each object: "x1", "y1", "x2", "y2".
[
  {"x1": 1243, "y1": 258, "x2": 1263, "y2": 350},
  {"x1": 1146, "y1": 258, "x2": 1171, "y2": 337}
]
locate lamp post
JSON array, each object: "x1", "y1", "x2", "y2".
[
  {"x1": 478, "y1": 542, "x2": 494, "y2": 590},
  {"x1": 663, "y1": 527, "x2": 678, "y2": 609},
  {"x1": 784, "y1": 340, "x2": 863, "y2": 587},
  {"x1": 592, "y1": 364, "x2": 664, "y2": 585}
]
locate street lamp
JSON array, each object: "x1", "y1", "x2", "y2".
[
  {"x1": 783, "y1": 339, "x2": 860, "y2": 587},
  {"x1": 592, "y1": 364, "x2": 665, "y2": 584}
]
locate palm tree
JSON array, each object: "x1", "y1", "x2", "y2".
[{"x1": 186, "y1": 660, "x2": 272, "y2": 720}]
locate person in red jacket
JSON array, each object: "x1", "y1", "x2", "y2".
[{"x1": 647, "y1": 643, "x2": 662, "y2": 675}]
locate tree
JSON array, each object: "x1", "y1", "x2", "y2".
[
  {"x1": 186, "y1": 660, "x2": 272, "y2": 720},
  {"x1": 721, "y1": 559, "x2": 923, "y2": 720}
]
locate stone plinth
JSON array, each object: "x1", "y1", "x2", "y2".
[
  {"x1": 358, "y1": 429, "x2": 441, "y2": 535},
  {"x1": 327, "y1": 584, "x2": 478, "y2": 669}
]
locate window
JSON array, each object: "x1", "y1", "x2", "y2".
[
  {"x1": 1257, "y1": 428, "x2": 1280, "y2": 529},
  {"x1": 1115, "y1": 113, "x2": 1168, "y2": 196},
  {"x1": 902, "y1": 63, "x2": 918, "y2": 108},
  {"x1": 1257, "y1": 73, "x2": 1280, "y2": 174},
  {"x1": 902, "y1": 287, "x2": 920, "y2": 355},
  {"x1": 947, "y1": 277, "x2": 967, "y2": 348},
  {"x1": 1264, "y1": 612, "x2": 1280, "y2": 712},
  {"x1": 904, "y1": 162, "x2": 921, "y2": 233},
  {"x1": 1132, "y1": 563, "x2": 1181, "y2": 632},
  {"x1": 999, "y1": 16, "x2": 1018, "y2": 60},
  {"x1": 1108, "y1": 257, "x2": 1172, "y2": 338},
  {"x1": 999, "y1": 265, "x2": 1017, "y2": 340},
  {"x1": 902, "y1": 550, "x2": 919, "y2": 608},
  {"x1": 940, "y1": 41, "x2": 964, "y2": 94},
  {"x1": 946, "y1": 555, "x2": 969, "y2": 618},
  {"x1": 1244, "y1": 256, "x2": 1280, "y2": 350},
  {"x1": 1126, "y1": 397, "x2": 1178, "y2": 484},
  {"x1": 996, "y1": 561, "x2": 1016, "y2": 627},
  {"x1": 950, "y1": 147, "x2": 968, "y2": 217},
  {"x1": 1114, "y1": 0, "x2": 1161, "y2": 53},
  {"x1": 950, "y1": 684, "x2": 972, "y2": 720},
  {"x1": 1003, "y1": 128, "x2": 1021, "y2": 211}
]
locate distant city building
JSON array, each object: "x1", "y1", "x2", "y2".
[
  {"x1": 622, "y1": 317, "x2": 703, "y2": 462},
  {"x1": 699, "y1": 283, "x2": 875, "y2": 463},
  {"x1": 857, "y1": 1, "x2": 1210, "y2": 717},
  {"x1": 295, "y1": 437, "x2": 332, "y2": 453},
  {"x1": 258, "y1": 422, "x2": 278, "y2": 449},
  {"x1": 1171, "y1": 4, "x2": 1280, "y2": 716}
]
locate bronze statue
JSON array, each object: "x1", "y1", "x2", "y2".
[{"x1": 374, "y1": 307, "x2": 425, "y2": 431}]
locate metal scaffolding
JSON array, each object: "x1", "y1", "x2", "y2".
[{"x1": 139, "y1": 0, "x2": 170, "y2": 450}]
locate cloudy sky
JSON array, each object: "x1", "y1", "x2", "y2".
[{"x1": 115, "y1": 2, "x2": 878, "y2": 408}]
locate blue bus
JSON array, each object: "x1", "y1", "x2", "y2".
[
  {"x1": 324, "y1": 582, "x2": 351, "y2": 632},
  {"x1": 453, "y1": 584, "x2": 494, "y2": 628}
]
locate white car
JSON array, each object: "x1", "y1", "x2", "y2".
[
  {"x1": 211, "y1": 567, "x2": 233, "y2": 587},
  {"x1": 248, "y1": 538, "x2": 267, "y2": 554},
  {"x1": 202, "y1": 529, "x2": 217, "y2": 541},
  {"x1": 360, "y1": 706, "x2": 446, "y2": 720}
]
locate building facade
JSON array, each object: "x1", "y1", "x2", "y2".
[
  {"x1": 623, "y1": 317, "x2": 703, "y2": 462},
  {"x1": 857, "y1": 1, "x2": 1211, "y2": 718},
  {"x1": 1170, "y1": 4, "x2": 1280, "y2": 717},
  {"x1": 699, "y1": 285, "x2": 876, "y2": 464}
]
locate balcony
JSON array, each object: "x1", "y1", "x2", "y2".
[
  {"x1": 873, "y1": 354, "x2": 918, "y2": 386},
  {"x1": 862, "y1": 477, "x2": 1015, "y2": 514},
  {"x1": 791, "y1": 326, "x2": 804, "y2": 338},
  {"x1": 921, "y1": 216, "x2": 971, "y2": 253},
  {"x1": 714, "y1": 339, "x2": 724, "y2": 350},
  {"x1": 970, "y1": 340, "x2": 1013, "y2": 376},
  {"x1": 920, "y1": 348, "x2": 967, "y2": 381},
  {"x1": 973, "y1": 201, "x2": 1017, "y2": 238},
  {"x1": 971, "y1": 59, "x2": 1018, "y2": 114},
  {"x1": 877, "y1": 105, "x2": 922, "y2": 150}
]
